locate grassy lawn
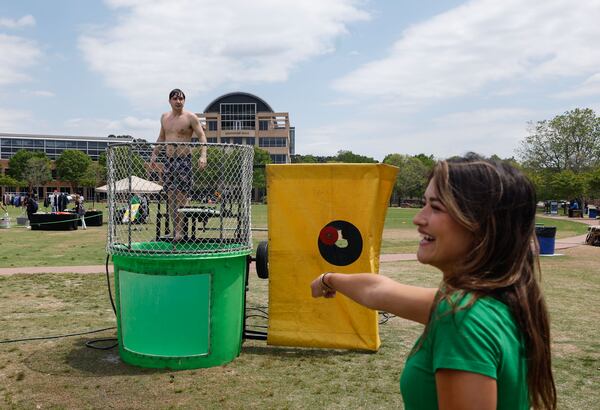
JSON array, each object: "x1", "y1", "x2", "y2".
[
  {"x1": 0, "y1": 204, "x2": 593, "y2": 268},
  {"x1": 0, "y1": 245, "x2": 599, "y2": 408}
]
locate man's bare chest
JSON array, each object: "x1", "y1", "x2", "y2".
[{"x1": 164, "y1": 117, "x2": 193, "y2": 140}]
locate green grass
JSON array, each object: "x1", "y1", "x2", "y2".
[
  {"x1": 536, "y1": 215, "x2": 590, "y2": 237},
  {"x1": 0, "y1": 245, "x2": 599, "y2": 408},
  {"x1": 0, "y1": 204, "x2": 591, "y2": 268}
]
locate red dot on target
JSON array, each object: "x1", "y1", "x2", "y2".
[{"x1": 319, "y1": 226, "x2": 338, "y2": 246}]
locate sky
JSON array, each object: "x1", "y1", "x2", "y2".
[{"x1": 1, "y1": 0, "x2": 600, "y2": 162}]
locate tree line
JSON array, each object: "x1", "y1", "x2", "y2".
[
  {"x1": 2, "y1": 107, "x2": 599, "y2": 204},
  {"x1": 291, "y1": 107, "x2": 600, "y2": 205},
  {"x1": 0, "y1": 146, "x2": 274, "y2": 198}
]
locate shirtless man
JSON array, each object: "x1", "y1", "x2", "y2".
[{"x1": 151, "y1": 88, "x2": 207, "y2": 241}]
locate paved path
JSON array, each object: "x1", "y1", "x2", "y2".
[
  {"x1": 0, "y1": 236, "x2": 590, "y2": 275},
  {"x1": 1, "y1": 215, "x2": 595, "y2": 276}
]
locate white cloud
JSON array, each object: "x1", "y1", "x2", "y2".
[
  {"x1": 0, "y1": 15, "x2": 35, "y2": 29},
  {"x1": 64, "y1": 116, "x2": 157, "y2": 139},
  {"x1": 554, "y1": 73, "x2": 600, "y2": 98},
  {"x1": 332, "y1": 0, "x2": 600, "y2": 103},
  {"x1": 300, "y1": 107, "x2": 538, "y2": 160},
  {"x1": 22, "y1": 90, "x2": 55, "y2": 97},
  {"x1": 0, "y1": 109, "x2": 34, "y2": 131},
  {"x1": 79, "y1": 0, "x2": 369, "y2": 107},
  {"x1": 414, "y1": 108, "x2": 538, "y2": 158},
  {"x1": 0, "y1": 34, "x2": 42, "y2": 86},
  {"x1": 322, "y1": 98, "x2": 359, "y2": 107}
]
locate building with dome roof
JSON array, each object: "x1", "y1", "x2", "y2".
[
  {"x1": 197, "y1": 91, "x2": 294, "y2": 164},
  {"x1": 0, "y1": 92, "x2": 294, "y2": 198}
]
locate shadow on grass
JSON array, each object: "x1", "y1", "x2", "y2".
[
  {"x1": 241, "y1": 344, "x2": 375, "y2": 358},
  {"x1": 23, "y1": 336, "x2": 373, "y2": 378},
  {"x1": 24, "y1": 337, "x2": 166, "y2": 377}
]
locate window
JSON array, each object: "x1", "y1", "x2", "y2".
[
  {"x1": 259, "y1": 137, "x2": 287, "y2": 148},
  {"x1": 220, "y1": 103, "x2": 256, "y2": 130},
  {"x1": 259, "y1": 120, "x2": 269, "y2": 131},
  {"x1": 208, "y1": 121, "x2": 218, "y2": 131},
  {"x1": 207, "y1": 137, "x2": 217, "y2": 143},
  {"x1": 245, "y1": 138, "x2": 255, "y2": 145},
  {"x1": 221, "y1": 137, "x2": 231, "y2": 144},
  {"x1": 88, "y1": 151, "x2": 101, "y2": 160},
  {"x1": 233, "y1": 137, "x2": 243, "y2": 145},
  {"x1": 270, "y1": 154, "x2": 287, "y2": 164}
]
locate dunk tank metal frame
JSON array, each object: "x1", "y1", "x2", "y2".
[{"x1": 106, "y1": 142, "x2": 266, "y2": 369}]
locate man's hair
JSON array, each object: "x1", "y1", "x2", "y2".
[{"x1": 169, "y1": 88, "x2": 185, "y2": 100}]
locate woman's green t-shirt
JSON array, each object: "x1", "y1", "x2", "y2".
[{"x1": 400, "y1": 295, "x2": 529, "y2": 409}]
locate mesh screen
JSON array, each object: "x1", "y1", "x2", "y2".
[{"x1": 106, "y1": 142, "x2": 254, "y2": 256}]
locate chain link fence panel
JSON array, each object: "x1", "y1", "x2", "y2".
[{"x1": 106, "y1": 142, "x2": 254, "y2": 256}]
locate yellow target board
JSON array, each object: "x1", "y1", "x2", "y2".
[{"x1": 266, "y1": 163, "x2": 398, "y2": 351}]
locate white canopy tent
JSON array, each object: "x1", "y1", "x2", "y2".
[{"x1": 95, "y1": 175, "x2": 163, "y2": 194}]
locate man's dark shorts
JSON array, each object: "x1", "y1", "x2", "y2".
[{"x1": 163, "y1": 156, "x2": 193, "y2": 193}]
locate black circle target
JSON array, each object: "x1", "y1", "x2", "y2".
[{"x1": 317, "y1": 220, "x2": 363, "y2": 266}]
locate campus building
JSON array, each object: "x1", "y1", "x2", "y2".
[
  {"x1": 0, "y1": 92, "x2": 294, "y2": 199},
  {"x1": 197, "y1": 91, "x2": 294, "y2": 164},
  {"x1": 0, "y1": 133, "x2": 133, "y2": 198}
]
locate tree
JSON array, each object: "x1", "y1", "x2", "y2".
[
  {"x1": 55, "y1": 150, "x2": 92, "y2": 191},
  {"x1": 98, "y1": 151, "x2": 107, "y2": 167},
  {"x1": 549, "y1": 170, "x2": 586, "y2": 200},
  {"x1": 413, "y1": 153, "x2": 436, "y2": 169},
  {"x1": 584, "y1": 167, "x2": 600, "y2": 199},
  {"x1": 108, "y1": 146, "x2": 146, "y2": 181},
  {"x1": 519, "y1": 108, "x2": 600, "y2": 172},
  {"x1": 193, "y1": 145, "x2": 246, "y2": 200},
  {"x1": 335, "y1": 150, "x2": 377, "y2": 163},
  {"x1": 383, "y1": 154, "x2": 430, "y2": 206},
  {"x1": 253, "y1": 147, "x2": 271, "y2": 202},
  {"x1": 21, "y1": 156, "x2": 52, "y2": 195},
  {"x1": 291, "y1": 154, "x2": 319, "y2": 163},
  {"x1": 79, "y1": 161, "x2": 107, "y2": 190},
  {"x1": 0, "y1": 174, "x2": 22, "y2": 188},
  {"x1": 7, "y1": 149, "x2": 47, "y2": 180}
]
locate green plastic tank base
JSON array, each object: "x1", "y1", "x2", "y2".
[{"x1": 111, "y1": 242, "x2": 250, "y2": 370}]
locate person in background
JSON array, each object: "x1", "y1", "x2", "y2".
[
  {"x1": 75, "y1": 194, "x2": 86, "y2": 230},
  {"x1": 25, "y1": 194, "x2": 38, "y2": 222},
  {"x1": 311, "y1": 153, "x2": 556, "y2": 410}
]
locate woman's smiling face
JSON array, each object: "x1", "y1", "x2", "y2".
[{"x1": 413, "y1": 178, "x2": 474, "y2": 277}]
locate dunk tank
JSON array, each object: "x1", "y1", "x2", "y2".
[{"x1": 106, "y1": 142, "x2": 253, "y2": 369}]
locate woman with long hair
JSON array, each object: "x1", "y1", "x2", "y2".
[{"x1": 311, "y1": 153, "x2": 556, "y2": 409}]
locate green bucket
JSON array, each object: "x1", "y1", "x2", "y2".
[{"x1": 112, "y1": 242, "x2": 250, "y2": 369}]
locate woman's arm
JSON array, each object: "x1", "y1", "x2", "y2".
[
  {"x1": 436, "y1": 369, "x2": 497, "y2": 410},
  {"x1": 311, "y1": 273, "x2": 437, "y2": 325}
]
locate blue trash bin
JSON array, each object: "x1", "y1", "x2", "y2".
[
  {"x1": 589, "y1": 208, "x2": 598, "y2": 219},
  {"x1": 536, "y1": 226, "x2": 557, "y2": 255}
]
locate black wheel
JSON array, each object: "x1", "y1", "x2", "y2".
[{"x1": 256, "y1": 241, "x2": 269, "y2": 279}]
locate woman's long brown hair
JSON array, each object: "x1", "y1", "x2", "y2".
[{"x1": 429, "y1": 153, "x2": 556, "y2": 410}]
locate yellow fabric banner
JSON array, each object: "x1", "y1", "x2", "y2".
[{"x1": 266, "y1": 163, "x2": 398, "y2": 351}]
